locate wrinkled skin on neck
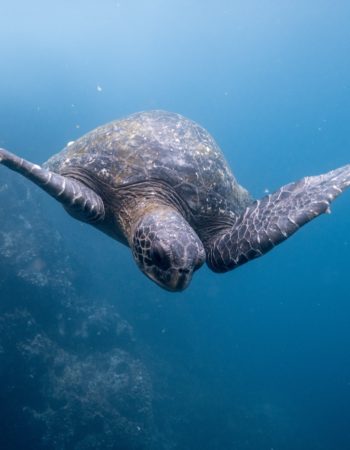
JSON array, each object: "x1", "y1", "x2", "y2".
[{"x1": 130, "y1": 206, "x2": 206, "y2": 291}]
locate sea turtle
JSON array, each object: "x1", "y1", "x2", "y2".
[{"x1": 1, "y1": 110, "x2": 349, "y2": 291}]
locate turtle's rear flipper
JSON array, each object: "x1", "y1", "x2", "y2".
[
  {"x1": 207, "y1": 164, "x2": 350, "y2": 272},
  {"x1": 0, "y1": 148, "x2": 105, "y2": 223}
]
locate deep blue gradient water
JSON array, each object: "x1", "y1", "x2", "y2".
[{"x1": 1, "y1": 1, "x2": 350, "y2": 449}]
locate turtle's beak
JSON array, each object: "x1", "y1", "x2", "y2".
[
  {"x1": 147, "y1": 269, "x2": 192, "y2": 292},
  {"x1": 167, "y1": 271, "x2": 190, "y2": 292}
]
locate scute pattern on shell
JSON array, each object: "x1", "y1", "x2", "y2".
[{"x1": 45, "y1": 110, "x2": 251, "y2": 218}]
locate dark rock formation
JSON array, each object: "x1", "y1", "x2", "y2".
[{"x1": 0, "y1": 169, "x2": 156, "y2": 450}]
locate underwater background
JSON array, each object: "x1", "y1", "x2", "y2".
[{"x1": 1, "y1": 1, "x2": 350, "y2": 449}]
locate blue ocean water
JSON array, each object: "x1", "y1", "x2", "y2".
[{"x1": 1, "y1": 1, "x2": 350, "y2": 449}]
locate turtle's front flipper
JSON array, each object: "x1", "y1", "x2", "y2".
[
  {"x1": 0, "y1": 148, "x2": 105, "y2": 223},
  {"x1": 207, "y1": 165, "x2": 350, "y2": 272}
]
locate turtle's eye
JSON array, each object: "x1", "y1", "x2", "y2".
[{"x1": 151, "y1": 243, "x2": 171, "y2": 270}]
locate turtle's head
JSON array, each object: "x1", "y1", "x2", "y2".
[{"x1": 131, "y1": 207, "x2": 205, "y2": 291}]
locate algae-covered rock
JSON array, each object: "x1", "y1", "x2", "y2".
[{"x1": 0, "y1": 169, "x2": 157, "y2": 450}]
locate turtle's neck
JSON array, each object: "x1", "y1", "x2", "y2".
[
  {"x1": 57, "y1": 166, "x2": 193, "y2": 246},
  {"x1": 111, "y1": 179, "x2": 192, "y2": 244}
]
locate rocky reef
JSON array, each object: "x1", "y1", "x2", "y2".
[{"x1": 0, "y1": 169, "x2": 157, "y2": 450}]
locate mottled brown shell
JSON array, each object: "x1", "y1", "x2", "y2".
[{"x1": 45, "y1": 110, "x2": 251, "y2": 219}]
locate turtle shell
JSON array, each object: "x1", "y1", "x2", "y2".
[{"x1": 45, "y1": 110, "x2": 251, "y2": 218}]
